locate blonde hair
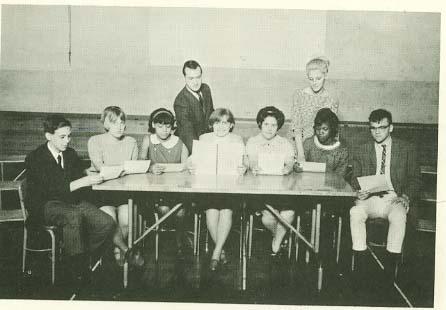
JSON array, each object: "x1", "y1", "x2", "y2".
[
  {"x1": 101, "y1": 106, "x2": 126, "y2": 131},
  {"x1": 306, "y1": 57, "x2": 330, "y2": 75}
]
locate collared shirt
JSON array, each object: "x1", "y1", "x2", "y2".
[
  {"x1": 186, "y1": 86, "x2": 201, "y2": 101},
  {"x1": 47, "y1": 142, "x2": 64, "y2": 168},
  {"x1": 246, "y1": 133, "x2": 295, "y2": 167},
  {"x1": 374, "y1": 137, "x2": 394, "y2": 190}
]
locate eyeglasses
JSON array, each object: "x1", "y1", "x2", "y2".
[{"x1": 369, "y1": 125, "x2": 390, "y2": 132}]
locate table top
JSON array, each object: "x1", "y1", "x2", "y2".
[{"x1": 93, "y1": 171, "x2": 356, "y2": 197}]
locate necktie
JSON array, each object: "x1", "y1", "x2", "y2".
[
  {"x1": 379, "y1": 145, "x2": 386, "y2": 175},
  {"x1": 197, "y1": 92, "x2": 206, "y2": 115},
  {"x1": 57, "y1": 154, "x2": 63, "y2": 169}
]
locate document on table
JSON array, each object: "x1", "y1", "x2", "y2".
[
  {"x1": 157, "y1": 163, "x2": 185, "y2": 173},
  {"x1": 357, "y1": 174, "x2": 391, "y2": 193},
  {"x1": 193, "y1": 140, "x2": 217, "y2": 175},
  {"x1": 300, "y1": 161, "x2": 326, "y2": 172},
  {"x1": 217, "y1": 143, "x2": 244, "y2": 175},
  {"x1": 257, "y1": 152, "x2": 285, "y2": 175},
  {"x1": 123, "y1": 160, "x2": 151, "y2": 174},
  {"x1": 100, "y1": 165, "x2": 124, "y2": 180}
]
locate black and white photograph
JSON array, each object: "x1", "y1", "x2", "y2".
[{"x1": 0, "y1": 0, "x2": 444, "y2": 308}]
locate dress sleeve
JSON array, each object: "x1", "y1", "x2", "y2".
[
  {"x1": 87, "y1": 136, "x2": 104, "y2": 171},
  {"x1": 334, "y1": 146, "x2": 349, "y2": 178},
  {"x1": 131, "y1": 138, "x2": 138, "y2": 160}
]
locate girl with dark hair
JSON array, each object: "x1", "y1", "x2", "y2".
[
  {"x1": 300, "y1": 108, "x2": 348, "y2": 177},
  {"x1": 246, "y1": 106, "x2": 296, "y2": 256},
  {"x1": 139, "y1": 108, "x2": 189, "y2": 255}
]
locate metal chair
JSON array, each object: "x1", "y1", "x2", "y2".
[
  {"x1": 351, "y1": 218, "x2": 404, "y2": 276},
  {"x1": 20, "y1": 178, "x2": 60, "y2": 285}
]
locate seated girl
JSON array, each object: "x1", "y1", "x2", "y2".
[
  {"x1": 87, "y1": 106, "x2": 140, "y2": 264},
  {"x1": 139, "y1": 108, "x2": 189, "y2": 255},
  {"x1": 246, "y1": 106, "x2": 295, "y2": 256},
  {"x1": 191, "y1": 108, "x2": 246, "y2": 271},
  {"x1": 300, "y1": 108, "x2": 348, "y2": 177}
]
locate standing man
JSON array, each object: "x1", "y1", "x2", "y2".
[
  {"x1": 174, "y1": 60, "x2": 214, "y2": 154},
  {"x1": 349, "y1": 109, "x2": 421, "y2": 287}
]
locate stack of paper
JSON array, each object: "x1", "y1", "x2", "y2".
[
  {"x1": 192, "y1": 140, "x2": 244, "y2": 175},
  {"x1": 123, "y1": 160, "x2": 151, "y2": 174},
  {"x1": 300, "y1": 162, "x2": 326, "y2": 173},
  {"x1": 257, "y1": 152, "x2": 285, "y2": 175},
  {"x1": 193, "y1": 140, "x2": 218, "y2": 175},
  {"x1": 357, "y1": 174, "x2": 391, "y2": 193},
  {"x1": 217, "y1": 143, "x2": 244, "y2": 175}
]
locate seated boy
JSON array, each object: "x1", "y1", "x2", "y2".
[{"x1": 25, "y1": 115, "x2": 140, "y2": 285}]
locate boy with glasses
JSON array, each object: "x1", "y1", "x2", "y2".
[{"x1": 349, "y1": 109, "x2": 421, "y2": 288}]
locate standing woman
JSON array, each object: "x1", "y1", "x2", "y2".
[{"x1": 291, "y1": 57, "x2": 339, "y2": 162}]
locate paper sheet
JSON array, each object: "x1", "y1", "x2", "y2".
[
  {"x1": 157, "y1": 163, "x2": 185, "y2": 173},
  {"x1": 100, "y1": 165, "x2": 124, "y2": 180},
  {"x1": 123, "y1": 160, "x2": 151, "y2": 174},
  {"x1": 257, "y1": 152, "x2": 285, "y2": 175},
  {"x1": 193, "y1": 140, "x2": 217, "y2": 175},
  {"x1": 357, "y1": 174, "x2": 391, "y2": 193},
  {"x1": 300, "y1": 161, "x2": 326, "y2": 172},
  {"x1": 217, "y1": 143, "x2": 244, "y2": 175}
]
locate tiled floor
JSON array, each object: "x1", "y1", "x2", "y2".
[{"x1": 0, "y1": 215, "x2": 435, "y2": 307}]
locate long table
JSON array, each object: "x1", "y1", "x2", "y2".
[{"x1": 93, "y1": 171, "x2": 356, "y2": 290}]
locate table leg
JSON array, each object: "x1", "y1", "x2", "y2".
[
  {"x1": 241, "y1": 201, "x2": 247, "y2": 291},
  {"x1": 0, "y1": 162, "x2": 4, "y2": 209},
  {"x1": 336, "y1": 216, "x2": 342, "y2": 264},
  {"x1": 307, "y1": 208, "x2": 316, "y2": 263}
]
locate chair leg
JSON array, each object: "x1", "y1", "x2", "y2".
[
  {"x1": 336, "y1": 216, "x2": 342, "y2": 264},
  {"x1": 193, "y1": 213, "x2": 198, "y2": 255},
  {"x1": 351, "y1": 253, "x2": 355, "y2": 271},
  {"x1": 48, "y1": 229, "x2": 56, "y2": 285},
  {"x1": 22, "y1": 226, "x2": 27, "y2": 273},
  {"x1": 205, "y1": 229, "x2": 209, "y2": 254},
  {"x1": 287, "y1": 230, "x2": 292, "y2": 259},
  {"x1": 295, "y1": 215, "x2": 301, "y2": 262},
  {"x1": 248, "y1": 214, "x2": 253, "y2": 259}
]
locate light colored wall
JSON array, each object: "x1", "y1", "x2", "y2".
[{"x1": 0, "y1": 5, "x2": 440, "y2": 124}]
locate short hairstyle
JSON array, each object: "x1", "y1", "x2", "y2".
[
  {"x1": 101, "y1": 106, "x2": 126, "y2": 131},
  {"x1": 306, "y1": 57, "x2": 330, "y2": 75},
  {"x1": 182, "y1": 60, "x2": 202, "y2": 76},
  {"x1": 313, "y1": 108, "x2": 339, "y2": 138},
  {"x1": 208, "y1": 108, "x2": 235, "y2": 132},
  {"x1": 43, "y1": 114, "x2": 71, "y2": 134},
  {"x1": 369, "y1": 109, "x2": 393, "y2": 125},
  {"x1": 148, "y1": 108, "x2": 176, "y2": 133},
  {"x1": 256, "y1": 106, "x2": 285, "y2": 130}
]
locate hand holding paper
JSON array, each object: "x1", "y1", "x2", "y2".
[
  {"x1": 357, "y1": 174, "x2": 391, "y2": 194},
  {"x1": 100, "y1": 166, "x2": 124, "y2": 181},
  {"x1": 123, "y1": 160, "x2": 151, "y2": 174}
]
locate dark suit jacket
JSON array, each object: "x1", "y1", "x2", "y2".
[
  {"x1": 25, "y1": 143, "x2": 84, "y2": 224},
  {"x1": 173, "y1": 83, "x2": 214, "y2": 153},
  {"x1": 351, "y1": 137, "x2": 421, "y2": 202}
]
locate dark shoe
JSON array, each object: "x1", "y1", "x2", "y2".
[
  {"x1": 125, "y1": 247, "x2": 145, "y2": 267},
  {"x1": 209, "y1": 259, "x2": 219, "y2": 271}
]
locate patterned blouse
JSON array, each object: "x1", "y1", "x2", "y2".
[{"x1": 290, "y1": 89, "x2": 339, "y2": 141}]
